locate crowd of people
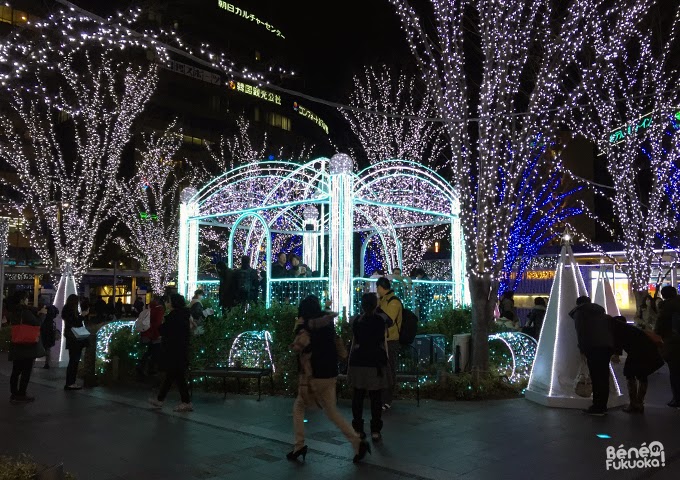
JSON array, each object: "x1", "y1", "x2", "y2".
[
  {"x1": 569, "y1": 286, "x2": 679, "y2": 416},
  {"x1": 4, "y1": 256, "x2": 680, "y2": 463}
]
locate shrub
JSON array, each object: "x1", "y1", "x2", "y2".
[
  {"x1": 0, "y1": 455, "x2": 75, "y2": 480},
  {"x1": 420, "y1": 372, "x2": 526, "y2": 401}
]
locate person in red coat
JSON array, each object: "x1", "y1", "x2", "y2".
[{"x1": 137, "y1": 296, "x2": 164, "y2": 376}]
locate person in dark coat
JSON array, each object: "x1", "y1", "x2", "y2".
[
  {"x1": 40, "y1": 302, "x2": 59, "y2": 369},
  {"x1": 271, "y1": 252, "x2": 289, "y2": 279},
  {"x1": 235, "y1": 255, "x2": 260, "y2": 304},
  {"x1": 654, "y1": 285, "x2": 680, "y2": 408},
  {"x1": 612, "y1": 316, "x2": 664, "y2": 413},
  {"x1": 216, "y1": 261, "x2": 236, "y2": 309},
  {"x1": 115, "y1": 298, "x2": 124, "y2": 318},
  {"x1": 288, "y1": 295, "x2": 370, "y2": 464},
  {"x1": 569, "y1": 296, "x2": 614, "y2": 416},
  {"x1": 148, "y1": 293, "x2": 193, "y2": 412},
  {"x1": 62, "y1": 294, "x2": 89, "y2": 390},
  {"x1": 94, "y1": 296, "x2": 107, "y2": 321},
  {"x1": 8, "y1": 291, "x2": 45, "y2": 403},
  {"x1": 348, "y1": 293, "x2": 389, "y2": 442},
  {"x1": 526, "y1": 297, "x2": 547, "y2": 339}
]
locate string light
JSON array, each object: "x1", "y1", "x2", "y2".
[
  {"x1": 115, "y1": 125, "x2": 184, "y2": 294},
  {"x1": 0, "y1": 10, "x2": 160, "y2": 281},
  {"x1": 573, "y1": 7, "x2": 680, "y2": 304}
]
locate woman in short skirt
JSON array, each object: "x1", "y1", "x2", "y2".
[{"x1": 348, "y1": 293, "x2": 390, "y2": 442}]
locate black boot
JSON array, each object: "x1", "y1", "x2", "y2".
[
  {"x1": 352, "y1": 419, "x2": 366, "y2": 440},
  {"x1": 370, "y1": 418, "x2": 383, "y2": 442}
]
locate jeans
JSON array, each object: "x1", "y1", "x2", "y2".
[
  {"x1": 10, "y1": 358, "x2": 34, "y2": 396},
  {"x1": 66, "y1": 346, "x2": 84, "y2": 386},
  {"x1": 381, "y1": 341, "x2": 399, "y2": 405},
  {"x1": 352, "y1": 388, "x2": 383, "y2": 434},
  {"x1": 158, "y1": 367, "x2": 190, "y2": 404},
  {"x1": 585, "y1": 347, "x2": 613, "y2": 411},
  {"x1": 292, "y1": 377, "x2": 360, "y2": 452}
]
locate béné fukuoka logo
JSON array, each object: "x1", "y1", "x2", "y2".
[{"x1": 606, "y1": 441, "x2": 665, "y2": 470}]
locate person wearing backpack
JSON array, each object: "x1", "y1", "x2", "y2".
[
  {"x1": 376, "y1": 277, "x2": 401, "y2": 411},
  {"x1": 8, "y1": 291, "x2": 45, "y2": 403},
  {"x1": 288, "y1": 295, "x2": 370, "y2": 464},
  {"x1": 655, "y1": 285, "x2": 680, "y2": 408}
]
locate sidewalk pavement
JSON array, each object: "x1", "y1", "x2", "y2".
[{"x1": 1, "y1": 359, "x2": 678, "y2": 480}]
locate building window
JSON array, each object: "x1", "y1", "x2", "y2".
[
  {"x1": 57, "y1": 111, "x2": 70, "y2": 123},
  {"x1": 255, "y1": 51, "x2": 261, "y2": 61},
  {"x1": 266, "y1": 112, "x2": 291, "y2": 131},
  {"x1": 0, "y1": 6, "x2": 29, "y2": 25},
  {"x1": 254, "y1": 107, "x2": 260, "y2": 122}
]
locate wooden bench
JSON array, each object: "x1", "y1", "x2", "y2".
[
  {"x1": 337, "y1": 344, "x2": 420, "y2": 406},
  {"x1": 188, "y1": 331, "x2": 274, "y2": 401},
  {"x1": 188, "y1": 366, "x2": 273, "y2": 401}
]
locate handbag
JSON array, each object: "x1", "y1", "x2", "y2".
[
  {"x1": 71, "y1": 325, "x2": 90, "y2": 340},
  {"x1": 11, "y1": 323, "x2": 40, "y2": 345},
  {"x1": 574, "y1": 356, "x2": 593, "y2": 398}
]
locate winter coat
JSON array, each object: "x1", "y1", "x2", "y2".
[
  {"x1": 62, "y1": 305, "x2": 89, "y2": 351},
  {"x1": 654, "y1": 295, "x2": 680, "y2": 362},
  {"x1": 271, "y1": 262, "x2": 289, "y2": 279},
  {"x1": 40, "y1": 305, "x2": 59, "y2": 349},
  {"x1": 379, "y1": 290, "x2": 402, "y2": 342},
  {"x1": 159, "y1": 307, "x2": 191, "y2": 371},
  {"x1": 141, "y1": 301, "x2": 164, "y2": 343},
  {"x1": 236, "y1": 266, "x2": 260, "y2": 303},
  {"x1": 569, "y1": 302, "x2": 614, "y2": 352},
  {"x1": 291, "y1": 313, "x2": 338, "y2": 379},
  {"x1": 9, "y1": 305, "x2": 46, "y2": 361},
  {"x1": 526, "y1": 305, "x2": 546, "y2": 332},
  {"x1": 613, "y1": 321, "x2": 664, "y2": 378},
  {"x1": 349, "y1": 313, "x2": 388, "y2": 368}
]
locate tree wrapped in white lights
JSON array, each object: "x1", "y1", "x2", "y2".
[
  {"x1": 343, "y1": 66, "x2": 448, "y2": 274},
  {"x1": 342, "y1": 66, "x2": 445, "y2": 166},
  {"x1": 389, "y1": 0, "x2": 651, "y2": 372},
  {"x1": 576, "y1": 7, "x2": 680, "y2": 308},
  {"x1": 0, "y1": 11, "x2": 161, "y2": 280},
  {"x1": 116, "y1": 125, "x2": 184, "y2": 294}
]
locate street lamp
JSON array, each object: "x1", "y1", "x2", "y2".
[{"x1": 109, "y1": 260, "x2": 124, "y2": 304}]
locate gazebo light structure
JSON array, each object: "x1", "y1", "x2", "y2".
[{"x1": 177, "y1": 154, "x2": 467, "y2": 316}]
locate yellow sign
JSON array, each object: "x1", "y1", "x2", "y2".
[
  {"x1": 525, "y1": 270, "x2": 556, "y2": 280},
  {"x1": 295, "y1": 103, "x2": 329, "y2": 134},
  {"x1": 229, "y1": 81, "x2": 281, "y2": 105},
  {"x1": 217, "y1": 1, "x2": 285, "y2": 39}
]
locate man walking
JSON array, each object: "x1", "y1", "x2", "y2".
[
  {"x1": 570, "y1": 296, "x2": 614, "y2": 416},
  {"x1": 655, "y1": 286, "x2": 680, "y2": 408},
  {"x1": 376, "y1": 277, "x2": 401, "y2": 411}
]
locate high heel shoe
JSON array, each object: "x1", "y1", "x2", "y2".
[
  {"x1": 353, "y1": 440, "x2": 372, "y2": 463},
  {"x1": 286, "y1": 445, "x2": 308, "y2": 462}
]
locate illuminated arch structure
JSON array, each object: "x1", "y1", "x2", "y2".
[{"x1": 178, "y1": 154, "x2": 468, "y2": 316}]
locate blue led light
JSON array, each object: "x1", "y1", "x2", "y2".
[{"x1": 596, "y1": 434, "x2": 611, "y2": 439}]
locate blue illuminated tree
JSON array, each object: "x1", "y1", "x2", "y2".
[{"x1": 499, "y1": 157, "x2": 583, "y2": 296}]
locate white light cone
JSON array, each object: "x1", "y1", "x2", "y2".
[
  {"x1": 526, "y1": 241, "x2": 624, "y2": 408},
  {"x1": 53, "y1": 264, "x2": 78, "y2": 366},
  {"x1": 593, "y1": 268, "x2": 620, "y2": 316}
]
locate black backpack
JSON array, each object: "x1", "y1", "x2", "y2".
[
  {"x1": 307, "y1": 324, "x2": 339, "y2": 379},
  {"x1": 388, "y1": 296, "x2": 418, "y2": 345}
]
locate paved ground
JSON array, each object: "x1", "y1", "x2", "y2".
[{"x1": 1, "y1": 359, "x2": 678, "y2": 480}]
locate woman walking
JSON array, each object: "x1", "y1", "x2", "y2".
[
  {"x1": 148, "y1": 294, "x2": 193, "y2": 412},
  {"x1": 62, "y1": 295, "x2": 89, "y2": 390},
  {"x1": 612, "y1": 316, "x2": 664, "y2": 413},
  {"x1": 288, "y1": 295, "x2": 370, "y2": 463},
  {"x1": 349, "y1": 293, "x2": 389, "y2": 442},
  {"x1": 8, "y1": 291, "x2": 44, "y2": 403}
]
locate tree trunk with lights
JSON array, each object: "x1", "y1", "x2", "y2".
[{"x1": 469, "y1": 275, "x2": 496, "y2": 376}]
